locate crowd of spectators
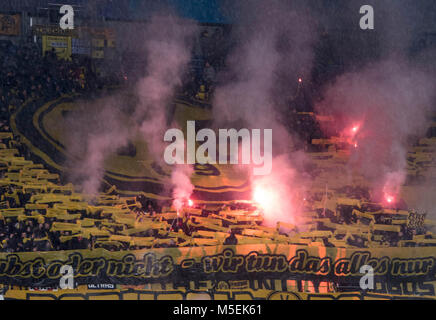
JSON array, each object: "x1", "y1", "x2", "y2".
[
  {"x1": 181, "y1": 60, "x2": 217, "y2": 104},
  {"x1": 0, "y1": 218, "x2": 91, "y2": 253},
  {"x1": 0, "y1": 39, "x2": 99, "y2": 130},
  {"x1": 180, "y1": 27, "x2": 230, "y2": 103},
  {"x1": 0, "y1": 182, "x2": 94, "y2": 252},
  {"x1": 314, "y1": 197, "x2": 430, "y2": 248},
  {"x1": 0, "y1": 39, "x2": 111, "y2": 253},
  {"x1": 0, "y1": 36, "x2": 433, "y2": 255}
]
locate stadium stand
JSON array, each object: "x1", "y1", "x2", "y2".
[{"x1": 1, "y1": 35, "x2": 436, "y2": 259}]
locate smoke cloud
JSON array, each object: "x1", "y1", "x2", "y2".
[
  {"x1": 65, "y1": 12, "x2": 197, "y2": 198},
  {"x1": 64, "y1": 93, "x2": 131, "y2": 196},
  {"x1": 212, "y1": 0, "x2": 318, "y2": 224},
  {"x1": 316, "y1": 58, "x2": 435, "y2": 201},
  {"x1": 135, "y1": 14, "x2": 197, "y2": 158},
  {"x1": 171, "y1": 164, "x2": 195, "y2": 211},
  {"x1": 315, "y1": 0, "x2": 436, "y2": 204}
]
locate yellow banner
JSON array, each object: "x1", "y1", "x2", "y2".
[
  {"x1": 4, "y1": 287, "x2": 435, "y2": 300},
  {"x1": 107, "y1": 39, "x2": 116, "y2": 48},
  {"x1": 33, "y1": 25, "x2": 76, "y2": 37},
  {"x1": 0, "y1": 14, "x2": 20, "y2": 36},
  {"x1": 0, "y1": 245, "x2": 435, "y2": 297},
  {"x1": 83, "y1": 27, "x2": 115, "y2": 40},
  {"x1": 92, "y1": 38, "x2": 105, "y2": 48},
  {"x1": 42, "y1": 35, "x2": 72, "y2": 60},
  {"x1": 92, "y1": 49, "x2": 104, "y2": 59}
]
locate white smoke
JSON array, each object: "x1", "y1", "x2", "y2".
[
  {"x1": 317, "y1": 58, "x2": 435, "y2": 201},
  {"x1": 135, "y1": 14, "x2": 197, "y2": 159},
  {"x1": 65, "y1": 12, "x2": 197, "y2": 198},
  {"x1": 212, "y1": 0, "x2": 318, "y2": 224},
  {"x1": 315, "y1": 0, "x2": 436, "y2": 204},
  {"x1": 171, "y1": 164, "x2": 195, "y2": 211},
  {"x1": 64, "y1": 94, "x2": 131, "y2": 196}
]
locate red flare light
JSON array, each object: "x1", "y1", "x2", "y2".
[
  {"x1": 253, "y1": 185, "x2": 276, "y2": 210},
  {"x1": 298, "y1": 78, "x2": 302, "y2": 83},
  {"x1": 385, "y1": 194, "x2": 395, "y2": 204},
  {"x1": 349, "y1": 124, "x2": 361, "y2": 135},
  {"x1": 341, "y1": 123, "x2": 362, "y2": 149},
  {"x1": 188, "y1": 199, "x2": 193, "y2": 207}
]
